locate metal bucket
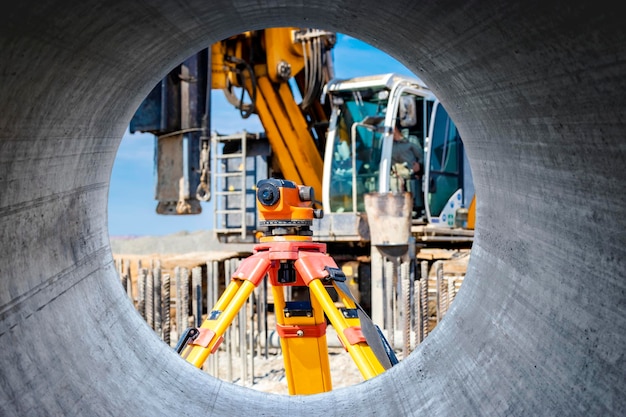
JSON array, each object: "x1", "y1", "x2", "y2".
[{"x1": 364, "y1": 192, "x2": 412, "y2": 248}]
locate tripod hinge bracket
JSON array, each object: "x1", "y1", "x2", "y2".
[
  {"x1": 232, "y1": 254, "x2": 272, "y2": 286},
  {"x1": 276, "y1": 322, "x2": 327, "y2": 338}
]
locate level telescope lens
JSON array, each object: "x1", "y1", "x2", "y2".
[
  {"x1": 257, "y1": 181, "x2": 280, "y2": 206},
  {"x1": 261, "y1": 188, "x2": 274, "y2": 202}
]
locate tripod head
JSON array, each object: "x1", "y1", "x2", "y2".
[{"x1": 256, "y1": 178, "x2": 323, "y2": 237}]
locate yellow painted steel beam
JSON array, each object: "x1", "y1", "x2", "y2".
[
  {"x1": 467, "y1": 195, "x2": 476, "y2": 230},
  {"x1": 253, "y1": 75, "x2": 323, "y2": 198},
  {"x1": 277, "y1": 81, "x2": 324, "y2": 174},
  {"x1": 264, "y1": 27, "x2": 305, "y2": 83}
]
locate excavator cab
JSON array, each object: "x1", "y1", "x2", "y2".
[
  {"x1": 316, "y1": 74, "x2": 435, "y2": 241},
  {"x1": 317, "y1": 73, "x2": 475, "y2": 243},
  {"x1": 323, "y1": 74, "x2": 435, "y2": 207}
]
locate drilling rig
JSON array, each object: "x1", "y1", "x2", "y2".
[{"x1": 130, "y1": 27, "x2": 474, "y2": 334}]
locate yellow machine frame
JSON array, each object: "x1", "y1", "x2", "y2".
[{"x1": 210, "y1": 28, "x2": 331, "y2": 198}]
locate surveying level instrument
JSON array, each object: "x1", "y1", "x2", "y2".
[{"x1": 177, "y1": 178, "x2": 398, "y2": 395}]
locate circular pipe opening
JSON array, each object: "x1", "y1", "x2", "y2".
[{"x1": 1, "y1": 2, "x2": 623, "y2": 415}]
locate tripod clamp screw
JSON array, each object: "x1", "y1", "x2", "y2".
[{"x1": 324, "y1": 266, "x2": 346, "y2": 282}]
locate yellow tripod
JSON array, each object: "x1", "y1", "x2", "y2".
[{"x1": 177, "y1": 179, "x2": 397, "y2": 395}]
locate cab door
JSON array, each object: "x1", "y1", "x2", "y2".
[{"x1": 424, "y1": 102, "x2": 472, "y2": 227}]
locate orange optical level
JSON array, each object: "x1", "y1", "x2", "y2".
[{"x1": 256, "y1": 178, "x2": 322, "y2": 230}]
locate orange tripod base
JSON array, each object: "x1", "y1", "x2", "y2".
[{"x1": 180, "y1": 240, "x2": 388, "y2": 395}]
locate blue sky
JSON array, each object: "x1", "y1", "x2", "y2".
[{"x1": 108, "y1": 34, "x2": 414, "y2": 237}]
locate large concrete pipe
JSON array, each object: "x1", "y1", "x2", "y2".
[{"x1": 0, "y1": 1, "x2": 624, "y2": 415}]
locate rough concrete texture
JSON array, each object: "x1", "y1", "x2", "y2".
[{"x1": 0, "y1": 1, "x2": 624, "y2": 416}]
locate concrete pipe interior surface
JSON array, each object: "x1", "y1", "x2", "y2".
[{"x1": 1, "y1": 1, "x2": 624, "y2": 416}]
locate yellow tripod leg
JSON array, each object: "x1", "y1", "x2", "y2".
[
  {"x1": 181, "y1": 279, "x2": 256, "y2": 367},
  {"x1": 307, "y1": 279, "x2": 386, "y2": 379},
  {"x1": 273, "y1": 285, "x2": 332, "y2": 395},
  {"x1": 181, "y1": 254, "x2": 271, "y2": 368},
  {"x1": 295, "y1": 250, "x2": 390, "y2": 379}
]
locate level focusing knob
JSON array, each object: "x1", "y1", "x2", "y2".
[{"x1": 298, "y1": 185, "x2": 313, "y2": 202}]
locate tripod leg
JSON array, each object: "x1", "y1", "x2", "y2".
[
  {"x1": 332, "y1": 278, "x2": 398, "y2": 369},
  {"x1": 308, "y1": 279, "x2": 386, "y2": 379},
  {"x1": 273, "y1": 285, "x2": 332, "y2": 395},
  {"x1": 296, "y1": 252, "x2": 387, "y2": 379},
  {"x1": 180, "y1": 254, "x2": 271, "y2": 368}
]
